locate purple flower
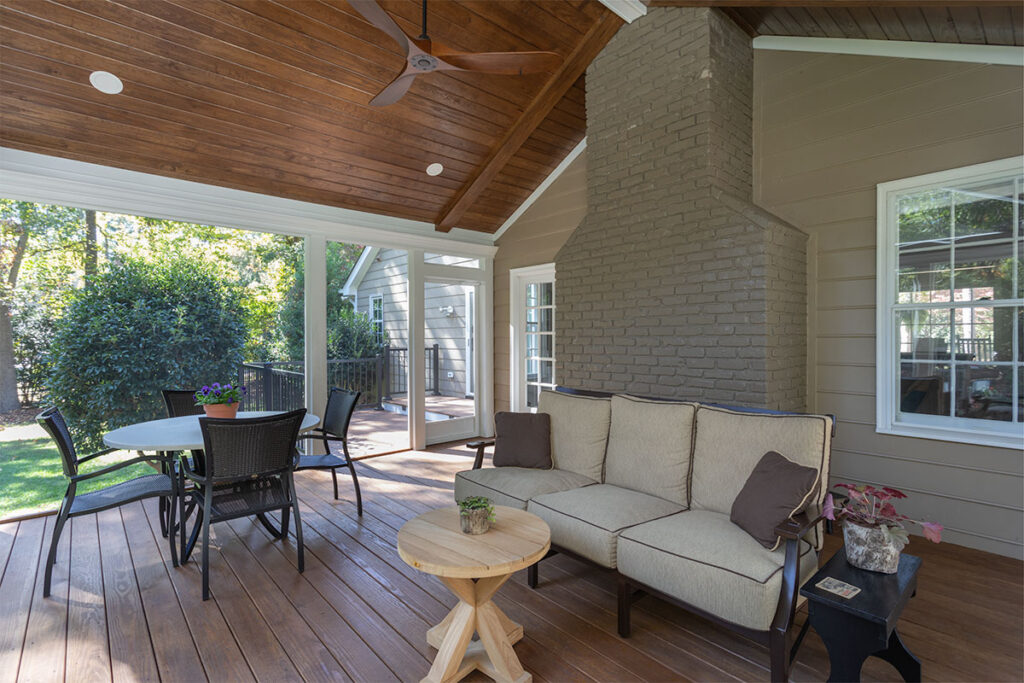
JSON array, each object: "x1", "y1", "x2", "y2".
[
  {"x1": 214, "y1": 389, "x2": 221, "y2": 396},
  {"x1": 225, "y1": 384, "x2": 232, "y2": 391},
  {"x1": 202, "y1": 385, "x2": 210, "y2": 392},
  {"x1": 213, "y1": 382, "x2": 221, "y2": 389},
  {"x1": 226, "y1": 398, "x2": 234, "y2": 404}
]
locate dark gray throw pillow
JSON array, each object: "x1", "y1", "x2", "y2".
[
  {"x1": 493, "y1": 412, "x2": 552, "y2": 469},
  {"x1": 730, "y1": 450, "x2": 820, "y2": 550}
]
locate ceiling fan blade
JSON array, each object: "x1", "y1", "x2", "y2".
[
  {"x1": 434, "y1": 51, "x2": 562, "y2": 75},
  {"x1": 370, "y1": 70, "x2": 418, "y2": 106},
  {"x1": 349, "y1": 0, "x2": 411, "y2": 56}
]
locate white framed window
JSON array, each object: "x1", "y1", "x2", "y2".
[
  {"x1": 510, "y1": 264, "x2": 555, "y2": 411},
  {"x1": 370, "y1": 294, "x2": 384, "y2": 345},
  {"x1": 876, "y1": 157, "x2": 1023, "y2": 449}
]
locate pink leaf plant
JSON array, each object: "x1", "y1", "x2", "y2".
[{"x1": 824, "y1": 483, "x2": 942, "y2": 548}]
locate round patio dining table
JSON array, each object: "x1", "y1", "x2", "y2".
[{"x1": 103, "y1": 411, "x2": 321, "y2": 451}]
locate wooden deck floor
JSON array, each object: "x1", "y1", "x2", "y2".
[{"x1": 1, "y1": 445, "x2": 1021, "y2": 683}]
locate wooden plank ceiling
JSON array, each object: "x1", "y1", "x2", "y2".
[
  {"x1": 0, "y1": 0, "x2": 619, "y2": 234},
  {"x1": 649, "y1": 2, "x2": 1024, "y2": 46}
]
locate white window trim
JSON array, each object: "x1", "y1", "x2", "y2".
[
  {"x1": 875, "y1": 156, "x2": 1024, "y2": 450},
  {"x1": 510, "y1": 263, "x2": 556, "y2": 412}
]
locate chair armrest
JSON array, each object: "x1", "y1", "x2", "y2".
[
  {"x1": 466, "y1": 440, "x2": 494, "y2": 469},
  {"x1": 178, "y1": 455, "x2": 208, "y2": 485},
  {"x1": 296, "y1": 429, "x2": 326, "y2": 439},
  {"x1": 75, "y1": 447, "x2": 118, "y2": 464},
  {"x1": 774, "y1": 511, "x2": 826, "y2": 541},
  {"x1": 71, "y1": 453, "x2": 172, "y2": 482}
]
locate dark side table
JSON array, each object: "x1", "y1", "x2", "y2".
[{"x1": 801, "y1": 547, "x2": 922, "y2": 682}]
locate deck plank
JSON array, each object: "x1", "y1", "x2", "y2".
[
  {"x1": 18, "y1": 516, "x2": 69, "y2": 683},
  {"x1": 64, "y1": 516, "x2": 112, "y2": 683},
  {"x1": 0, "y1": 517, "x2": 45, "y2": 681}
]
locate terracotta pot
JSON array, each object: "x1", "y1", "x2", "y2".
[
  {"x1": 460, "y1": 508, "x2": 492, "y2": 535},
  {"x1": 843, "y1": 521, "x2": 902, "y2": 574},
  {"x1": 203, "y1": 402, "x2": 240, "y2": 419}
]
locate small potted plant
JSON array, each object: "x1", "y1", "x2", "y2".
[
  {"x1": 824, "y1": 483, "x2": 942, "y2": 574},
  {"x1": 194, "y1": 383, "x2": 246, "y2": 418},
  {"x1": 457, "y1": 496, "x2": 495, "y2": 535}
]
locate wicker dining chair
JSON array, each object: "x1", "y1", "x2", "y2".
[
  {"x1": 178, "y1": 409, "x2": 307, "y2": 600},
  {"x1": 161, "y1": 389, "x2": 205, "y2": 418},
  {"x1": 36, "y1": 406, "x2": 178, "y2": 597},
  {"x1": 295, "y1": 387, "x2": 363, "y2": 515}
]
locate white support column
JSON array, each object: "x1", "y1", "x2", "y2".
[
  {"x1": 304, "y1": 235, "x2": 328, "y2": 428},
  {"x1": 478, "y1": 258, "x2": 494, "y2": 438},
  {"x1": 407, "y1": 249, "x2": 427, "y2": 450}
]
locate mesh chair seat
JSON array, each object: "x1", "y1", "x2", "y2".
[
  {"x1": 296, "y1": 453, "x2": 347, "y2": 470},
  {"x1": 194, "y1": 478, "x2": 291, "y2": 520},
  {"x1": 69, "y1": 473, "x2": 173, "y2": 516}
]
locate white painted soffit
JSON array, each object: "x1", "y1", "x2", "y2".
[
  {"x1": 341, "y1": 246, "x2": 380, "y2": 296},
  {"x1": 753, "y1": 36, "x2": 1024, "y2": 67},
  {"x1": 0, "y1": 148, "x2": 497, "y2": 257},
  {"x1": 597, "y1": 0, "x2": 646, "y2": 23}
]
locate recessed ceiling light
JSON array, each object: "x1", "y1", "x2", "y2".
[
  {"x1": 425, "y1": 163, "x2": 444, "y2": 177},
  {"x1": 89, "y1": 71, "x2": 123, "y2": 95}
]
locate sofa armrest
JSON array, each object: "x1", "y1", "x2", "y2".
[
  {"x1": 466, "y1": 440, "x2": 494, "y2": 469},
  {"x1": 773, "y1": 511, "x2": 825, "y2": 541}
]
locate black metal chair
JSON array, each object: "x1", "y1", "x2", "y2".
[
  {"x1": 178, "y1": 409, "x2": 307, "y2": 600},
  {"x1": 36, "y1": 406, "x2": 178, "y2": 597},
  {"x1": 295, "y1": 387, "x2": 363, "y2": 515}
]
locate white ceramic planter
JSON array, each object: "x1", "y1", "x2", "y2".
[{"x1": 843, "y1": 521, "x2": 902, "y2": 574}]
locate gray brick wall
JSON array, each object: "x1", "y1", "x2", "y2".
[{"x1": 556, "y1": 7, "x2": 807, "y2": 410}]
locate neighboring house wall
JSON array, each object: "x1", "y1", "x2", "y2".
[
  {"x1": 355, "y1": 248, "x2": 472, "y2": 397},
  {"x1": 493, "y1": 151, "x2": 587, "y2": 413},
  {"x1": 754, "y1": 50, "x2": 1024, "y2": 558}
]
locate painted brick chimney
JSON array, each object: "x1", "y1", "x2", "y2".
[{"x1": 555, "y1": 7, "x2": 807, "y2": 410}]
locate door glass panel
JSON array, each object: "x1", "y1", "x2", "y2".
[
  {"x1": 522, "y1": 277, "x2": 555, "y2": 410},
  {"x1": 424, "y1": 280, "x2": 478, "y2": 438}
]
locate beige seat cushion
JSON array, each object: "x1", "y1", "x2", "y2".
[
  {"x1": 528, "y1": 484, "x2": 685, "y2": 568},
  {"x1": 538, "y1": 390, "x2": 611, "y2": 482},
  {"x1": 604, "y1": 395, "x2": 697, "y2": 506},
  {"x1": 690, "y1": 405, "x2": 833, "y2": 548},
  {"x1": 618, "y1": 510, "x2": 817, "y2": 631},
  {"x1": 454, "y1": 467, "x2": 596, "y2": 511}
]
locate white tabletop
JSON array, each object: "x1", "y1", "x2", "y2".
[{"x1": 103, "y1": 411, "x2": 320, "y2": 451}]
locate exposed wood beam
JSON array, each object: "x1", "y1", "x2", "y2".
[
  {"x1": 648, "y1": 1, "x2": 1014, "y2": 6},
  {"x1": 435, "y1": 12, "x2": 623, "y2": 233}
]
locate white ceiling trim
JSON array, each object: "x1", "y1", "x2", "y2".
[
  {"x1": 0, "y1": 148, "x2": 497, "y2": 258},
  {"x1": 597, "y1": 0, "x2": 646, "y2": 23},
  {"x1": 753, "y1": 36, "x2": 1024, "y2": 67},
  {"x1": 492, "y1": 138, "x2": 587, "y2": 243}
]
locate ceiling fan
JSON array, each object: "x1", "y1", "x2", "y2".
[{"x1": 350, "y1": 0, "x2": 562, "y2": 106}]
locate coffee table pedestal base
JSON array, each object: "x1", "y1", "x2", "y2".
[{"x1": 423, "y1": 575, "x2": 530, "y2": 683}]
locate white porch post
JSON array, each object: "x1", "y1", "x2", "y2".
[
  {"x1": 407, "y1": 249, "x2": 427, "y2": 450},
  {"x1": 304, "y1": 235, "x2": 328, "y2": 425}
]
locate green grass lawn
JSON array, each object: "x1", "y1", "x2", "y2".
[{"x1": 0, "y1": 434, "x2": 154, "y2": 519}]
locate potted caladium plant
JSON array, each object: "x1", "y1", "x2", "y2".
[
  {"x1": 194, "y1": 383, "x2": 246, "y2": 418},
  {"x1": 824, "y1": 483, "x2": 942, "y2": 574}
]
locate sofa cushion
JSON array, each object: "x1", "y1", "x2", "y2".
[
  {"x1": 454, "y1": 467, "x2": 596, "y2": 511},
  {"x1": 538, "y1": 391, "x2": 611, "y2": 481},
  {"x1": 493, "y1": 411, "x2": 552, "y2": 469},
  {"x1": 528, "y1": 484, "x2": 685, "y2": 568},
  {"x1": 690, "y1": 405, "x2": 832, "y2": 548},
  {"x1": 618, "y1": 510, "x2": 817, "y2": 631},
  {"x1": 731, "y1": 451, "x2": 820, "y2": 550},
  {"x1": 604, "y1": 395, "x2": 696, "y2": 506}
]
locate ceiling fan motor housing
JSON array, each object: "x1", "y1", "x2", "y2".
[{"x1": 410, "y1": 54, "x2": 439, "y2": 71}]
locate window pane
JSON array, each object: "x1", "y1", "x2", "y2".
[
  {"x1": 898, "y1": 190, "x2": 951, "y2": 244},
  {"x1": 526, "y1": 333, "x2": 539, "y2": 358},
  {"x1": 526, "y1": 283, "x2": 538, "y2": 307},
  {"x1": 898, "y1": 309, "x2": 951, "y2": 360},
  {"x1": 539, "y1": 360, "x2": 553, "y2": 384},
  {"x1": 527, "y1": 384, "x2": 539, "y2": 408},
  {"x1": 538, "y1": 308, "x2": 553, "y2": 332},
  {"x1": 953, "y1": 180, "x2": 1014, "y2": 241},
  {"x1": 952, "y1": 242, "x2": 1015, "y2": 299},
  {"x1": 539, "y1": 282, "x2": 553, "y2": 306},
  {"x1": 956, "y1": 364, "x2": 1014, "y2": 421},
  {"x1": 526, "y1": 358, "x2": 538, "y2": 382},
  {"x1": 539, "y1": 334, "x2": 553, "y2": 358},
  {"x1": 899, "y1": 362, "x2": 949, "y2": 415}
]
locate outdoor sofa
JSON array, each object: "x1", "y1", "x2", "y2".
[{"x1": 454, "y1": 388, "x2": 835, "y2": 683}]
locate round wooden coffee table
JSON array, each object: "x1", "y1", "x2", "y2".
[{"x1": 398, "y1": 505, "x2": 551, "y2": 683}]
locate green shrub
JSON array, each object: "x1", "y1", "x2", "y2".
[
  {"x1": 46, "y1": 257, "x2": 246, "y2": 450},
  {"x1": 328, "y1": 307, "x2": 387, "y2": 360}
]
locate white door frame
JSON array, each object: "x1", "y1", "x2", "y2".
[{"x1": 509, "y1": 263, "x2": 556, "y2": 412}]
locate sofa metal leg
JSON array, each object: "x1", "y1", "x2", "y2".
[
  {"x1": 769, "y1": 629, "x2": 789, "y2": 683},
  {"x1": 617, "y1": 574, "x2": 632, "y2": 638},
  {"x1": 527, "y1": 563, "x2": 538, "y2": 589}
]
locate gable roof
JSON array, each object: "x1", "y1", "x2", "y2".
[{"x1": 341, "y1": 246, "x2": 381, "y2": 297}]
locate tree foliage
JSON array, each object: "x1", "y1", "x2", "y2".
[
  {"x1": 46, "y1": 257, "x2": 246, "y2": 450},
  {"x1": 328, "y1": 307, "x2": 388, "y2": 360}
]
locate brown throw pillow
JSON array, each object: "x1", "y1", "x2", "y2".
[
  {"x1": 493, "y1": 412, "x2": 552, "y2": 469},
  {"x1": 730, "y1": 450, "x2": 820, "y2": 550}
]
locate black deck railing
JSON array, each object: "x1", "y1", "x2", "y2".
[{"x1": 239, "y1": 345, "x2": 440, "y2": 412}]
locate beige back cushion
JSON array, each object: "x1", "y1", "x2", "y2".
[
  {"x1": 537, "y1": 391, "x2": 611, "y2": 481},
  {"x1": 691, "y1": 406, "x2": 833, "y2": 548},
  {"x1": 604, "y1": 395, "x2": 697, "y2": 506}
]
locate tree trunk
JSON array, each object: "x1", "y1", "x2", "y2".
[
  {"x1": 0, "y1": 302, "x2": 19, "y2": 411},
  {"x1": 84, "y1": 209, "x2": 97, "y2": 278}
]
